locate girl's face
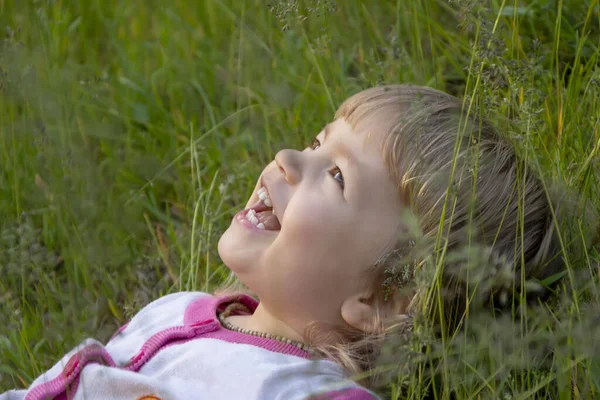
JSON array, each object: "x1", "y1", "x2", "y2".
[{"x1": 218, "y1": 117, "x2": 404, "y2": 332}]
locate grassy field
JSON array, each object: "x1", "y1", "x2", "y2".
[{"x1": 1, "y1": 0, "x2": 599, "y2": 398}]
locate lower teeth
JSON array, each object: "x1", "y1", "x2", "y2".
[
  {"x1": 246, "y1": 208, "x2": 279, "y2": 231},
  {"x1": 246, "y1": 210, "x2": 263, "y2": 229}
]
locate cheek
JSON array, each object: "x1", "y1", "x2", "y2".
[
  {"x1": 275, "y1": 199, "x2": 364, "y2": 270},
  {"x1": 283, "y1": 197, "x2": 350, "y2": 240}
]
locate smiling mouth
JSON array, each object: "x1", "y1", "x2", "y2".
[{"x1": 245, "y1": 185, "x2": 281, "y2": 231}]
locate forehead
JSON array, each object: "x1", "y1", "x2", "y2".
[{"x1": 321, "y1": 117, "x2": 386, "y2": 153}]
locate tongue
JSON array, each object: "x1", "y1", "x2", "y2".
[{"x1": 256, "y1": 209, "x2": 281, "y2": 231}]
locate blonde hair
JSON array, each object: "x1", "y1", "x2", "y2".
[
  {"x1": 218, "y1": 84, "x2": 569, "y2": 389},
  {"x1": 330, "y1": 84, "x2": 566, "y2": 382}
]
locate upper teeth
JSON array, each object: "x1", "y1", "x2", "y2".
[{"x1": 258, "y1": 186, "x2": 272, "y2": 207}]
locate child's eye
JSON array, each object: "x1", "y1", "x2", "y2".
[
  {"x1": 309, "y1": 138, "x2": 344, "y2": 189},
  {"x1": 310, "y1": 138, "x2": 321, "y2": 151},
  {"x1": 330, "y1": 166, "x2": 345, "y2": 189}
]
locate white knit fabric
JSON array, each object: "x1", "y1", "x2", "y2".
[{"x1": 0, "y1": 292, "x2": 379, "y2": 400}]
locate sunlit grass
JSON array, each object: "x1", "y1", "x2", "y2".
[{"x1": 0, "y1": 0, "x2": 598, "y2": 398}]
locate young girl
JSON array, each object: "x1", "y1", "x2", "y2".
[{"x1": 1, "y1": 85, "x2": 562, "y2": 399}]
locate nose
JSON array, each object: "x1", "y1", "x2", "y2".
[{"x1": 274, "y1": 149, "x2": 302, "y2": 185}]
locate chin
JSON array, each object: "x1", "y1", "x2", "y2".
[
  {"x1": 218, "y1": 227, "x2": 256, "y2": 275},
  {"x1": 217, "y1": 228, "x2": 238, "y2": 270}
]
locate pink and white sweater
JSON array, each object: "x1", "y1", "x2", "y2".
[{"x1": 0, "y1": 292, "x2": 379, "y2": 400}]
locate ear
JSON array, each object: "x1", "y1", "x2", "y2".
[{"x1": 341, "y1": 294, "x2": 380, "y2": 334}]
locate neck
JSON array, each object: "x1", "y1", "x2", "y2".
[{"x1": 226, "y1": 302, "x2": 306, "y2": 344}]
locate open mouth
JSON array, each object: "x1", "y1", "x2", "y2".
[{"x1": 244, "y1": 185, "x2": 281, "y2": 231}]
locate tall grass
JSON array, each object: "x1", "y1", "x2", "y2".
[{"x1": 0, "y1": 0, "x2": 598, "y2": 398}]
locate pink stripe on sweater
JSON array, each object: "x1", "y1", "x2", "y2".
[
  {"x1": 26, "y1": 320, "x2": 218, "y2": 399},
  {"x1": 184, "y1": 294, "x2": 311, "y2": 358},
  {"x1": 26, "y1": 344, "x2": 117, "y2": 400},
  {"x1": 125, "y1": 321, "x2": 218, "y2": 371}
]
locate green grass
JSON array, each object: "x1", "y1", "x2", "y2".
[{"x1": 0, "y1": 0, "x2": 599, "y2": 398}]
